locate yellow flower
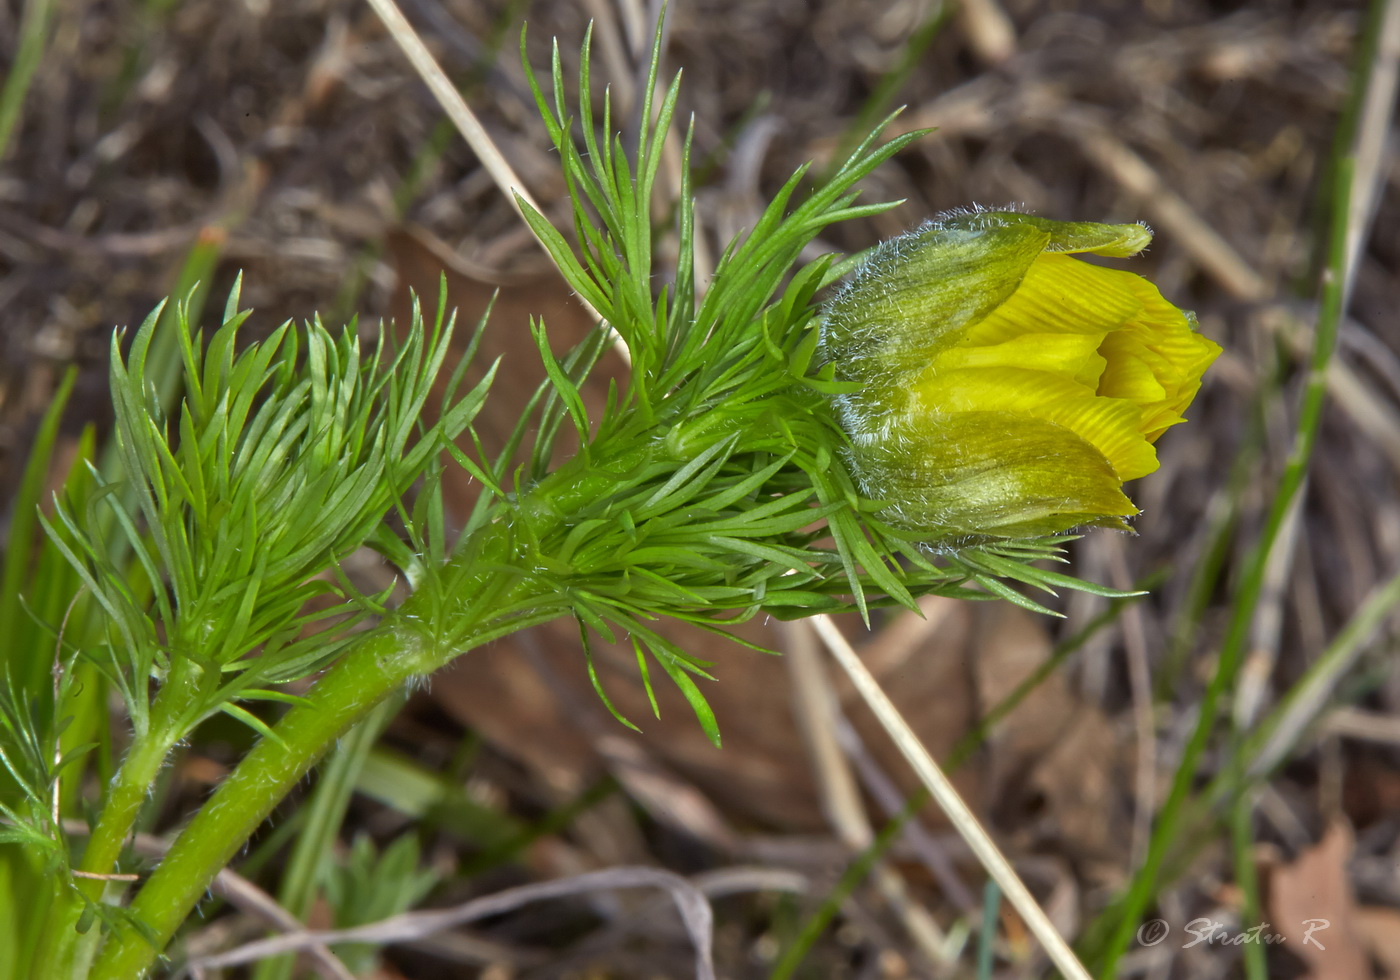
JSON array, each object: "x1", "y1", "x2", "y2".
[{"x1": 819, "y1": 210, "x2": 1221, "y2": 544}]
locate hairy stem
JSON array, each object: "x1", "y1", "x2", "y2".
[
  {"x1": 86, "y1": 520, "x2": 553, "y2": 979},
  {"x1": 33, "y1": 659, "x2": 206, "y2": 979}
]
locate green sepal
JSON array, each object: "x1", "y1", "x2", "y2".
[
  {"x1": 819, "y1": 220, "x2": 1047, "y2": 377},
  {"x1": 851, "y1": 411, "x2": 1137, "y2": 544}
]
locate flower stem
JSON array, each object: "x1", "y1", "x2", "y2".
[
  {"x1": 86, "y1": 521, "x2": 551, "y2": 979},
  {"x1": 32, "y1": 659, "x2": 205, "y2": 979},
  {"x1": 86, "y1": 624, "x2": 437, "y2": 978}
]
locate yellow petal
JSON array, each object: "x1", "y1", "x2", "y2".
[
  {"x1": 912, "y1": 366, "x2": 1159, "y2": 480},
  {"x1": 1097, "y1": 279, "x2": 1222, "y2": 441},
  {"x1": 959, "y1": 253, "x2": 1148, "y2": 346},
  {"x1": 936, "y1": 333, "x2": 1109, "y2": 389},
  {"x1": 1095, "y1": 331, "x2": 1169, "y2": 403}
]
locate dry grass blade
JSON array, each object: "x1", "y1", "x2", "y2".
[
  {"x1": 362, "y1": 0, "x2": 615, "y2": 350},
  {"x1": 783, "y1": 620, "x2": 870, "y2": 849},
  {"x1": 1323, "y1": 706, "x2": 1400, "y2": 745},
  {"x1": 184, "y1": 867, "x2": 717, "y2": 979},
  {"x1": 833, "y1": 716, "x2": 978, "y2": 911},
  {"x1": 811, "y1": 614, "x2": 1094, "y2": 980},
  {"x1": 957, "y1": 0, "x2": 1016, "y2": 64}
]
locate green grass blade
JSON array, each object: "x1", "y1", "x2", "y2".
[
  {"x1": 0, "y1": 0, "x2": 56, "y2": 159},
  {"x1": 0, "y1": 366, "x2": 76, "y2": 667}
]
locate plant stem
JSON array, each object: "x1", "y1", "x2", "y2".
[
  {"x1": 81, "y1": 661, "x2": 206, "y2": 884},
  {"x1": 86, "y1": 520, "x2": 554, "y2": 979},
  {"x1": 32, "y1": 659, "x2": 204, "y2": 979}
]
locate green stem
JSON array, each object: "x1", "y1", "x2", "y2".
[
  {"x1": 89, "y1": 628, "x2": 436, "y2": 977},
  {"x1": 32, "y1": 659, "x2": 204, "y2": 979},
  {"x1": 0, "y1": 0, "x2": 57, "y2": 161},
  {"x1": 83, "y1": 661, "x2": 206, "y2": 884},
  {"x1": 87, "y1": 523, "x2": 552, "y2": 978}
]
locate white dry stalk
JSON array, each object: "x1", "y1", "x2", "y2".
[
  {"x1": 362, "y1": 0, "x2": 628, "y2": 362},
  {"x1": 1343, "y1": 0, "x2": 1400, "y2": 308},
  {"x1": 361, "y1": 0, "x2": 539, "y2": 229},
  {"x1": 784, "y1": 620, "x2": 953, "y2": 964},
  {"x1": 811, "y1": 613, "x2": 1095, "y2": 980},
  {"x1": 186, "y1": 867, "x2": 717, "y2": 979}
]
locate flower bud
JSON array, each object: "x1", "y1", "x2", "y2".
[{"x1": 819, "y1": 209, "x2": 1220, "y2": 544}]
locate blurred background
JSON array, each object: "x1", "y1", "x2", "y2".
[{"x1": 2, "y1": 0, "x2": 1398, "y2": 977}]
